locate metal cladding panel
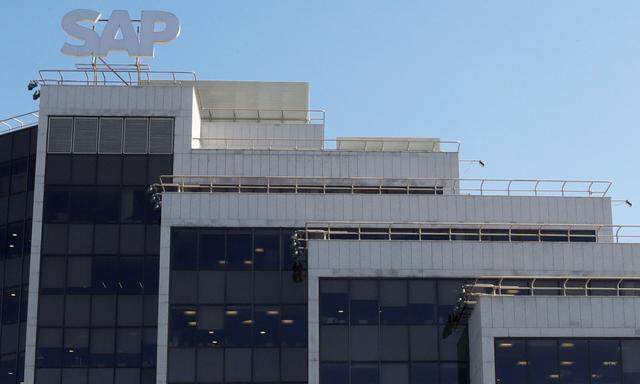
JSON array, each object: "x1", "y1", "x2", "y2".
[
  {"x1": 72, "y1": 117, "x2": 98, "y2": 153},
  {"x1": 124, "y1": 118, "x2": 149, "y2": 154},
  {"x1": 47, "y1": 117, "x2": 73, "y2": 153},
  {"x1": 149, "y1": 118, "x2": 174, "y2": 154},
  {"x1": 98, "y1": 118, "x2": 123, "y2": 154}
]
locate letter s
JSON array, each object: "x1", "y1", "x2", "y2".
[
  {"x1": 61, "y1": 9, "x2": 101, "y2": 57},
  {"x1": 139, "y1": 11, "x2": 181, "y2": 57}
]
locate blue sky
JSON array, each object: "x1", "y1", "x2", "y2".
[{"x1": 3, "y1": 1, "x2": 640, "y2": 224}]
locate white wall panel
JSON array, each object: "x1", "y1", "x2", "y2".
[{"x1": 162, "y1": 193, "x2": 613, "y2": 227}]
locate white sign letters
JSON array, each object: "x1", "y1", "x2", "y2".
[{"x1": 61, "y1": 9, "x2": 181, "y2": 58}]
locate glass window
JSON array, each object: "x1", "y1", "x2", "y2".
[
  {"x1": 118, "y1": 257, "x2": 144, "y2": 294},
  {"x1": 38, "y1": 295, "x2": 64, "y2": 326},
  {"x1": 320, "y1": 326, "x2": 348, "y2": 362},
  {"x1": 147, "y1": 156, "x2": 173, "y2": 185},
  {"x1": 590, "y1": 339, "x2": 621, "y2": 382},
  {"x1": 281, "y1": 347, "x2": 307, "y2": 382},
  {"x1": 351, "y1": 363, "x2": 378, "y2": 384},
  {"x1": 197, "y1": 271, "x2": 224, "y2": 304},
  {"x1": 224, "y1": 348, "x2": 251, "y2": 382},
  {"x1": 117, "y1": 295, "x2": 143, "y2": 326},
  {"x1": 71, "y1": 155, "x2": 97, "y2": 184},
  {"x1": 320, "y1": 279, "x2": 349, "y2": 324},
  {"x1": 68, "y1": 224, "x2": 93, "y2": 254},
  {"x1": 10, "y1": 158, "x2": 28, "y2": 194},
  {"x1": 36, "y1": 368, "x2": 62, "y2": 384},
  {"x1": 527, "y1": 340, "x2": 558, "y2": 383},
  {"x1": 380, "y1": 326, "x2": 409, "y2": 361},
  {"x1": 350, "y1": 326, "x2": 379, "y2": 362},
  {"x1": 281, "y1": 272, "x2": 307, "y2": 304},
  {"x1": 169, "y1": 307, "x2": 198, "y2": 347},
  {"x1": 172, "y1": 230, "x2": 197, "y2": 270},
  {"x1": 198, "y1": 231, "x2": 225, "y2": 270},
  {"x1": 254, "y1": 271, "x2": 281, "y2": 304},
  {"x1": 622, "y1": 340, "x2": 640, "y2": 383},
  {"x1": 94, "y1": 225, "x2": 119, "y2": 255},
  {"x1": 410, "y1": 325, "x2": 439, "y2": 361},
  {"x1": 196, "y1": 348, "x2": 223, "y2": 382},
  {"x1": 280, "y1": 305, "x2": 307, "y2": 347},
  {"x1": 121, "y1": 190, "x2": 147, "y2": 223},
  {"x1": 170, "y1": 271, "x2": 197, "y2": 304},
  {"x1": 557, "y1": 340, "x2": 589, "y2": 384},
  {"x1": 254, "y1": 306, "x2": 280, "y2": 347},
  {"x1": 320, "y1": 363, "x2": 348, "y2": 384},
  {"x1": 196, "y1": 306, "x2": 224, "y2": 347},
  {"x1": 441, "y1": 363, "x2": 467, "y2": 384},
  {"x1": 254, "y1": 232, "x2": 280, "y2": 270},
  {"x1": 380, "y1": 280, "x2": 408, "y2": 324},
  {"x1": 437, "y1": 280, "x2": 465, "y2": 323},
  {"x1": 145, "y1": 225, "x2": 160, "y2": 255},
  {"x1": 65, "y1": 295, "x2": 91, "y2": 327},
  {"x1": 91, "y1": 257, "x2": 116, "y2": 293},
  {"x1": 495, "y1": 339, "x2": 526, "y2": 384},
  {"x1": 142, "y1": 328, "x2": 157, "y2": 368},
  {"x1": 122, "y1": 156, "x2": 147, "y2": 186},
  {"x1": 168, "y1": 348, "x2": 195, "y2": 383},
  {"x1": 409, "y1": 280, "x2": 436, "y2": 324},
  {"x1": 40, "y1": 257, "x2": 66, "y2": 292},
  {"x1": 96, "y1": 156, "x2": 122, "y2": 185},
  {"x1": 253, "y1": 348, "x2": 280, "y2": 382},
  {"x1": 42, "y1": 224, "x2": 68, "y2": 255},
  {"x1": 224, "y1": 306, "x2": 252, "y2": 347},
  {"x1": 114, "y1": 368, "x2": 140, "y2": 384},
  {"x1": 226, "y1": 271, "x2": 253, "y2": 303},
  {"x1": 350, "y1": 280, "x2": 378, "y2": 325},
  {"x1": 66, "y1": 257, "x2": 92, "y2": 293},
  {"x1": 439, "y1": 327, "x2": 468, "y2": 362},
  {"x1": 89, "y1": 368, "x2": 114, "y2": 384},
  {"x1": 227, "y1": 232, "x2": 252, "y2": 269},
  {"x1": 45, "y1": 155, "x2": 71, "y2": 185},
  {"x1": 1, "y1": 324, "x2": 18, "y2": 354},
  {"x1": 90, "y1": 329, "x2": 115, "y2": 367},
  {"x1": 116, "y1": 328, "x2": 141, "y2": 367},
  {"x1": 120, "y1": 224, "x2": 146, "y2": 254},
  {"x1": 91, "y1": 295, "x2": 116, "y2": 327},
  {"x1": 37, "y1": 328, "x2": 63, "y2": 368},
  {"x1": 63, "y1": 329, "x2": 89, "y2": 367},
  {"x1": 381, "y1": 363, "x2": 409, "y2": 384}
]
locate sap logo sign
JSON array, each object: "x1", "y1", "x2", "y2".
[{"x1": 61, "y1": 9, "x2": 180, "y2": 57}]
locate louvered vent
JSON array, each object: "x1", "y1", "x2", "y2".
[
  {"x1": 99, "y1": 118, "x2": 123, "y2": 154},
  {"x1": 73, "y1": 117, "x2": 98, "y2": 153},
  {"x1": 124, "y1": 118, "x2": 148, "y2": 154},
  {"x1": 47, "y1": 117, "x2": 73, "y2": 153},
  {"x1": 149, "y1": 118, "x2": 174, "y2": 154}
]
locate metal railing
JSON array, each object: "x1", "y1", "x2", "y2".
[
  {"x1": 201, "y1": 108, "x2": 325, "y2": 124},
  {"x1": 463, "y1": 276, "x2": 640, "y2": 297},
  {"x1": 447, "y1": 276, "x2": 640, "y2": 327},
  {"x1": 192, "y1": 137, "x2": 461, "y2": 152},
  {"x1": 37, "y1": 68, "x2": 198, "y2": 87},
  {"x1": 299, "y1": 221, "x2": 640, "y2": 243},
  {"x1": 151, "y1": 175, "x2": 611, "y2": 197},
  {"x1": 0, "y1": 111, "x2": 39, "y2": 135}
]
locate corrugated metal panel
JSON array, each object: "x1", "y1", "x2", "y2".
[
  {"x1": 98, "y1": 118, "x2": 123, "y2": 154},
  {"x1": 124, "y1": 118, "x2": 148, "y2": 154},
  {"x1": 72, "y1": 117, "x2": 98, "y2": 153},
  {"x1": 149, "y1": 118, "x2": 174, "y2": 154},
  {"x1": 47, "y1": 117, "x2": 73, "y2": 153}
]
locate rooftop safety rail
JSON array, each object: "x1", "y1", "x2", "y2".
[
  {"x1": 192, "y1": 137, "x2": 461, "y2": 152},
  {"x1": 299, "y1": 221, "x2": 640, "y2": 243},
  {"x1": 446, "y1": 276, "x2": 640, "y2": 328},
  {"x1": 0, "y1": 111, "x2": 39, "y2": 135},
  {"x1": 201, "y1": 108, "x2": 326, "y2": 124},
  {"x1": 150, "y1": 175, "x2": 611, "y2": 197},
  {"x1": 37, "y1": 68, "x2": 198, "y2": 87}
]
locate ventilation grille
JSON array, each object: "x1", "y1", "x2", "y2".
[
  {"x1": 47, "y1": 116, "x2": 174, "y2": 154},
  {"x1": 149, "y1": 118, "x2": 174, "y2": 154},
  {"x1": 73, "y1": 117, "x2": 98, "y2": 153},
  {"x1": 47, "y1": 117, "x2": 73, "y2": 153},
  {"x1": 99, "y1": 118, "x2": 123, "y2": 154}
]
